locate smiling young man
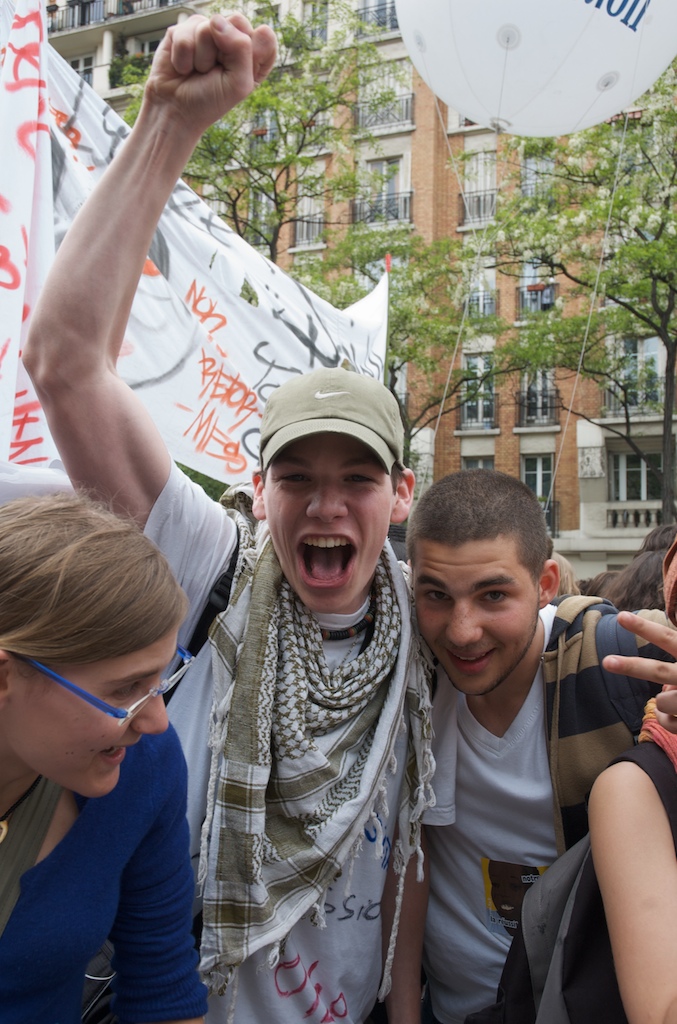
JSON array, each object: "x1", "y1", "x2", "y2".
[
  {"x1": 406, "y1": 469, "x2": 677, "y2": 1024},
  {"x1": 23, "y1": 14, "x2": 433, "y2": 1024}
]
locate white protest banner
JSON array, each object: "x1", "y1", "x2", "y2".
[
  {"x1": 0, "y1": 0, "x2": 389, "y2": 483},
  {"x1": 0, "y1": 0, "x2": 59, "y2": 465}
]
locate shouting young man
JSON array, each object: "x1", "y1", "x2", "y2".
[{"x1": 24, "y1": 14, "x2": 432, "y2": 1024}]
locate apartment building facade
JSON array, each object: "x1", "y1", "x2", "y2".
[{"x1": 46, "y1": 0, "x2": 676, "y2": 575}]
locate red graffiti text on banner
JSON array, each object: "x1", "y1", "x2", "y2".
[
  {"x1": 186, "y1": 280, "x2": 228, "y2": 334},
  {"x1": 0, "y1": 246, "x2": 21, "y2": 291},
  {"x1": 6, "y1": 9, "x2": 45, "y2": 93},
  {"x1": 198, "y1": 352, "x2": 258, "y2": 430},
  {"x1": 18, "y1": 92, "x2": 49, "y2": 159},
  {"x1": 180, "y1": 402, "x2": 248, "y2": 475},
  {"x1": 11, "y1": 390, "x2": 47, "y2": 464},
  {"x1": 0, "y1": 339, "x2": 11, "y2": 377}
]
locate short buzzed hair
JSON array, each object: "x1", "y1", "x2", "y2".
[{"x1": 407, "y1": 470, "x2": 551, "y2": 581}]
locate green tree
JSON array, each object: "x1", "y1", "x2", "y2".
[
  {"x1": 181, "y1": 0, "x2": 403, "y2": 264},
  {"x1": 475, "y1": 63, "x2": 677, "y2": 522},
  {"x1": 296, "y1": 222, "x2": 508, "y2": 468}
]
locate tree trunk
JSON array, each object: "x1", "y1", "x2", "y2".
[{"x1": 662, "y1": 339, "x2": 676, "y2": 524}]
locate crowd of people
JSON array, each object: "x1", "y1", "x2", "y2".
[{"x1": 2, "y1": 12, "x2": 677, "y2": 1024}]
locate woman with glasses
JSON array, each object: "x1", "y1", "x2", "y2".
[{"x1": 0, "y1": 491, "x2": 207, "y2": 1024}]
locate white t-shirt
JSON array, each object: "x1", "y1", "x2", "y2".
[
  {"x1": 145, "y1": 464, "x2": 409, "y2": 1024},
  {"x1": 423, "y1": 604, "x2": 558, "y2": 1024}
]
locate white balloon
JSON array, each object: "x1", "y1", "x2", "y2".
[{"x1": 395, "y1": 0, "x2": 677, "y2": 137}]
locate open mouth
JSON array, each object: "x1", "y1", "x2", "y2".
[
  {"x1": 446, "y1": 649, "x2": 493, "y2": 674},
  {"x1": 302, "y1": 536, "x2": 354, "y2": 584}
]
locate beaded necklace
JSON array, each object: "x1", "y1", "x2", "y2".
[{"x1": 320, "y1": 594, "x2": 376, "y2": 642}]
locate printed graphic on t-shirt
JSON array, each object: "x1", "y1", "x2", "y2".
[{"x1": 482, "y1": 857, "x2": 547, "y2": 936}]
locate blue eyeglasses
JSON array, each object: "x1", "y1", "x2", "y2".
[{"x1": 15, "y1": 646, "x2": 194, "y2": 726}]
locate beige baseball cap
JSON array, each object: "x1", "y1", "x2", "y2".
[{"x1": 259, "y1": 367, "x2": 404, "y2": 472}]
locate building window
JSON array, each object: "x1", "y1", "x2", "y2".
[
  {"x1": 521, "y1": 155, "x2": 555, "y2": 198},
  {"x1": 610, "y1": 451, "x2": 662, "y2": 502},
  {"x1": 358, "y1": 1, "x2": 399, "y2": 33},
  {"x1": 523, "y1": 454, "x2": 553, "y2": 499},
  {"x1": 523, "y1": 454, "x2": 558, "y2": 535},
  {"x1": 462, "y1": 456, "x2": 494, "y2": 470},
  {"x1": 607, "y1": 336, "x2": 662, "y2": 413},
  {"x1": 458, "y1": 354, "x2": 496, "y2": 429},
  {"x1": 459, "y1": 151, "x2": 496, "y2": 226},
  {"x1": 256, "y1": 3, "x2": 280, "y2": 28},
  {"x1": 246, "y1": 190, "x2": 275, "y2": 248},
  {"x1": 352, "y1": 159, "x2": 411, "y2": 224},
  {"x1": 70, "y1": 55, "x2": 93, "y2": 86},
  {"x1": 517, "y1": 371, "x2": 559, "y2": 426},
  {"x1": 249, "y1": 111, "x2": 278, "y2": 153},
  {"x1": 294, "y1": 182, "x2": 324, "y2": 247},
  {"x1": 303, "y1": 0, "x2": 328, "y2": 43},
  {"x1": 139, "y1": 39, "x2": 162, "y2": 57},
  {"x1": 467, "y1": 265, "x2": 497, "y2": 317},
  {"x1": 517, "y1": 262, "x2": 557, "y2": 315},
  {"x1": 355, "y1": 61, "x2": 414, "y2": 131}
]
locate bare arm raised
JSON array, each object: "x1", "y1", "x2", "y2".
[{"x1": 24, "y1": 13, "x2": 276, "y2": 525}]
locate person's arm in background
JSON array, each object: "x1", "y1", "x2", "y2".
[
  {"x1": 602, "y1": 611, "x2": 677, "y2": 734},
  {"x1": 24, "y1": 14, "x2": 276, "y2": 526},
  {"x1": 382, "y1": 827, "x2": 429, "y2": 1024},
  {"x1": 589, "y1": 760, "x2": 677, "y2": 1024}
]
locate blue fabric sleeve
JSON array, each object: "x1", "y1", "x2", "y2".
[{"x1": 110, "y1": 726, "x2": 208, "y2": 1023}]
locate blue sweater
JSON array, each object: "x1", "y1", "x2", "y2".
[{"x1": 0, "y1": 724, "x2": 208, "y2": 1024}]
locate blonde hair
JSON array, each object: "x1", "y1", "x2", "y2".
[
  {"x1": 553, "y1": 551, "x2": 580, "y2": 597},
  {"x1": 0, "y1": 492, "x2": 187, "y2": 663}
]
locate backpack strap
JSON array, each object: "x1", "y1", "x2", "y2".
[
  {"x1": 164, "y1": 539, "x2": 239, "y2": 706},
  {"x1": 186, "y1": 539, "x2": 240, "y2": 657}
]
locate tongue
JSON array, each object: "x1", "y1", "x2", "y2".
[{"x1": 306, "y1": 545, "x2": 347, "y2": 582}]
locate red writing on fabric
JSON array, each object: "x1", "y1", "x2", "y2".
[
  {"x1": 186, "y1": 280, "x2": 228, "y2": 333},
  {"x1": 179, "y1": 401, "x2": 248, "y2": 475},
  {"x1": 0, "y1": 339, "x2": 11, "y2": 375},
  {"x1": 274, "y1": 954, "x2": 348, "y2": 1022},
  {"x1": 5, "y1": 9, "x2": 45, "y2": 94},
  {"x1": 0, "y1": 246, "x2": 21, "y2": 290},
  {"x1": 198, "y1": 352, "x2": 258, "y2": 429},
  {"x1": 11, "y1": 390, "x2": 47, "y2": 464},
  {"x1": 18, "y1": 93, "x2": 49, "y2": 158}
]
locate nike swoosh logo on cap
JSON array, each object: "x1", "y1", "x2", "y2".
[{"x1": 314, "y1": 391, "x2": 350, "y2": 400}]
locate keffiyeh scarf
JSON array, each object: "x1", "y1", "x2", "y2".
[{"x1": 198, "y1": 494, "x2": 434, "y2": 997}]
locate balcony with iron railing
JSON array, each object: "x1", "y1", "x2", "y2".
[
  {"x1": 351, "y1": 191, "x2": 412, "y2": 224},
  {"x1": 357, "y1": 1, "x2": 399, "y2": 33},
  {"x1": 516, "y1": 282, "x2": 558, "y2": 315},
  {"x1": 467, "y1": 290, "x2": 499, "y2": 317},
  {"x1": 47, "y1": 0, "x2": 184, "y2": 33},
  {"x1": 542, "y1": 500, "x2": 560, "y2": 538},
  {"x1": 515, "y1": 388, "x2": 561, "y2": 427},
  {"x1": 456, "y1": 392, "x2": 499, "y2": 431},
  {"x1": 458, "y1": 190, "x2": 497, "y2": 227},
  {"x1": 604, "y1": 383, "x2": 664, "y2": 417},
  {"x1": 354, "y1": 94, "x2": 414, "y2": 132},
  {"x1": 249, "y1": 125, "x2": 278, "y2": 154},
  {"x1": 294, "y1": 215, "x2": 325, "y2": 247}
]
